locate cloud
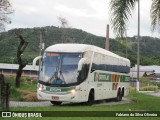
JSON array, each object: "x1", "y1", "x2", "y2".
[
  {"x1": 6, "y1": 0, "x2": 159, "y2": 38},
  {"x1": 55, "y1": 5, "x2": 90, "y2": 18}
]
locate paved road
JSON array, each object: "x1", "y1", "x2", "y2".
[
  {"x1": 10, "y1": 101, "x2": 53, "y2": 107},
  {"x1": 9, "y1": 91, "x2": 160, "y2": 107},
  {"x1": 143, "y1": 91, "x2": 160, "y2": 97},
  {"x1": 10, "y1": 97, "x2": 132, "y2": 107}
]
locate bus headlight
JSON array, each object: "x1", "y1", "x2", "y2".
[
  {"x1": 70, "y1": 89, "x2": 76, "y2": 94},
  {"x1": 38, "y1": 85, "x2": 45, "y2": 91},
  {"x1": 38, "y1": 87, "x2": 42, "y2": 91}
]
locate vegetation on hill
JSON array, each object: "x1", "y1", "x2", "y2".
[{"x1": 0, "y1": 26, "x2": 160, "y2": 65}]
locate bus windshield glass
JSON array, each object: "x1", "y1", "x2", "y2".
[{"x1": 39, "y1": 52, "x2": 82, "y2": 85}]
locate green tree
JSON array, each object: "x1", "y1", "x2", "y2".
[
  {"x1": 151, "y1": 0, "x2": 160, "y2": 31},
  {"x1": 110, "y1": 0, "x2": 160, "y2": 37}
]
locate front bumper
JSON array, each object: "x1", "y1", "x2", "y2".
[{"x1": 37, "y1": 90, "x2": 79, "y2": 102}]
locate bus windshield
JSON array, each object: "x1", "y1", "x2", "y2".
[{"x1": 39, "y1": 52, "x2": 82, "y2": 85}]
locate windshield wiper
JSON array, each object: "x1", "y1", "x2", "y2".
[{"x1": 48, "y1": 67, "x2": 66, "y2": 84}]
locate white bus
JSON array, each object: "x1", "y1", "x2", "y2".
[{"x1": 33, "y1": 44, "x2": 130, "y2": 105}]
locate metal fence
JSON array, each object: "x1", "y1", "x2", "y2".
[{"x1": 0, "y1": 74, "x2": 10, "y2": 111}]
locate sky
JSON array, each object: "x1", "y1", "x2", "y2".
[{"x1": 6, "y1": 0, "x2": 160, "y2": 38}]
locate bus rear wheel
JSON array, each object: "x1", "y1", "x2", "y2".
[
  {"x1": 50, "y1": 101, "x2": 62, "y2": 105},
  {"x1": 86, "y1": 90, "x2": 94, "y2": 105}
]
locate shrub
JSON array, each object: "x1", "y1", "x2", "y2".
[
  {"x1": 25, "y1": 77, "x2": 37, "y2": 85},
  {"x1": 129, "y1": 86, "x2": 136, "y2": 93},
  {"x1": 139, "y1": 77, "x2": 150, "y2": 86},
  {"x1": 151, "y1": 82, "x2": 160, "y2": 89},
  {"x1": 20, "y1": 77, "x2": 27, "y2": 84},
  {"x1": 32, "y1": 79, "x2": 38, "y2": 84},
  {"x1": 10, "y1": 87, "x2": 25, "y2": 101},
  {"x1": 26, "y1": 77, "x2": 32, "y2": 81},
  {"x1": 140, "y1": 86, "x2": 158, "y2": 91},
  {"x1": 5, "y1": 76, "x2": 15, "y2": 86},
  {"x1": 10, "y1": 87, "x2": 21, "y2": 98}
]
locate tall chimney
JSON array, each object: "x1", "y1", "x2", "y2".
[{"x1": 105, "y1": 24, "x2": 109, "y2": 50}]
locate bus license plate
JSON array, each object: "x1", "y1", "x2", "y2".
[{"x1": 52, "y1": 96, "x2": 59, "y2": 100}]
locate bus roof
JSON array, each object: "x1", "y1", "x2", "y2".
[{"x1": 45, "y1": 44, "x2": 129, "y2": 62}]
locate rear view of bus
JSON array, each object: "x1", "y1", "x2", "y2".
[{"x1": 33, "y1": 44, "x2": 130, "y2": 105}]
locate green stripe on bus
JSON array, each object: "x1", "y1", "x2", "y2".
[
  {"x1": 45, "y1": 86, "x2": 76, "y2": 92},
  {"x1": 94, "y1": 72, "x2": 130, "y2": 82},
  {"x1": 120, "y1": 75, "x2": 124, "y2": 82},
  {"x1": 120, "y1": 75, "x2": 130, "y2": 82},
  {"x1": 114, "y1": 75, "x2": 117, "y2": 82},
  {"x1": 94, "y1": 72, "x2": 111, "y2": 82}
]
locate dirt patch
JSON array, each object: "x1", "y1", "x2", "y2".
[{"x1": 18, "y1": 90, "x2": 38, "y2": 102}]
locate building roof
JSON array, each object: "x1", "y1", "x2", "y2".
[
  {"x1": 0, "y1": 63, "x2": 39, "y2": 71},
  {"x1": 130, "y1": 65, "x2": 160, "y2": 78}
]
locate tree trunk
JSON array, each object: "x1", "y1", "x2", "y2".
[
  {"x1": 15, "y1": 32, "x2": 28, "y2": 88},
  {"x1": 15, "y1": 66, "x2": 23, "y2": 88}
]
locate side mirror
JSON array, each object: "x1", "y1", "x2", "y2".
[
  {"x1": 78, "y1": 58, "x2": 87, "y2": 71},
  {"x1": 32, "y1": 56, "x2": 42, "y2": 68}
]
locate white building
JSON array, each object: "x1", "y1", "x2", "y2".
[
  {"x1": 0, "y1": 63, "x2": 39, "y2": 78},
  {"x1": 130, "y1": 65, "x2": 160, "y2": 79}
]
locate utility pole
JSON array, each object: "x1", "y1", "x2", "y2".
[
  {"x1": 38, "y1": 30, "x2": 45, "y2": 72},
  {"x1": 39, "y1": 31, "x2": 42, "y2": 56},
  {"x1": 39, "y1": 31, "x2": 42, "y2": 68},
  {"x1": 125, "y1": 38, "x2": 128, "y2": 58},
  {"x1": 125, "y1": 31, "x2": 128, "y2": 58},
  {"x1": 39, "y1": 31, "x2": 45, "y2": 56},
  {"x1": 39, "y1": 29, "x2": 46, "y2": 56},
  {"x1": 137, "y1": 0, "x2": 140, "y2": 91}
]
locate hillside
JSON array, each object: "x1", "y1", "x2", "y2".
[{"x1": 0, "y1": 26, "x2": 160, "y2": 65}]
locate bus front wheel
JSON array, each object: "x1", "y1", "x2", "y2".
[
  {"x1": 86, "y1": 90, "x2": 94, "y2": 105},
  {"x1": 50, "y1": 101, "x2": 62, "y2": 106}
]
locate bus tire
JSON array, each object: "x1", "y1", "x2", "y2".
[
  {"x1": 86, "y1": 90, "x2": 94, "y2": 105},
  {"x1": 115, "y1": 89, "x2": 122, "y2": 102},
  {"x1": 122, "y1": 88, "x2": 124, "y2": 97},
  {"x1": 50, "y1": 101, "x2": 62, "y2": 105}
]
